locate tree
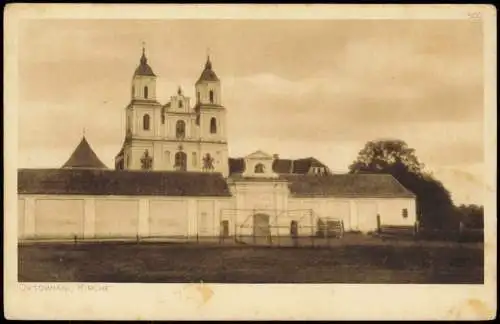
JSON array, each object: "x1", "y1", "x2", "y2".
[
  {"x1": 456, "y1": 204, "x2": 484, "y2": 229},
  {"x1": 348, "y1": 139, "x2": 457, "y2": 229}
]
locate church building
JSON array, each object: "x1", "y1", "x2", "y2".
[{"x1": 17, "y1": 48, "x2": 417, "y2": 241}]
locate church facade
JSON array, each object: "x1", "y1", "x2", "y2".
[
  {"x1": 17, "y1": 49, "x2": 417, "y2": 241},
  {"x1": 114, "y1": 48, "x2": 229, "y2": 177}
]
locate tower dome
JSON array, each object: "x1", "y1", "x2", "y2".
[{"x1": 134, "y1": 47, "x2": 156, "y2": 77}]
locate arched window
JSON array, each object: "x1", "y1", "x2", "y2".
[
  {"x1": 255, "y1": 163, "x2": 265, "y2": 174},
  {"x1": 176, "y1": 120, "x2": 186, "y2": 139},
  {"x1": 143, "y1": 114, "x2": 150, "y2": 130},
  {"x1": 144, "y1": 86, "x2": 149, "y2": 99},
  {"x1": 174, "y1": 151, "x2": 187, "y2": 171},
  {"x1": 179, "y1": 100, "x2": 183, "y2": 108},
  {"x1": 210, "y1": 117, "x2": 217, "y2": 134},
  {"x1": 209, "y1": 90, "x2": 214, "y2": 103},
  {"x1": 197, "y1": 92, "x2": 200, "y2": 102}
]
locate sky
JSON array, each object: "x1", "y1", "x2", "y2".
[{"x1": 16, "y1": 19, "x2": 485, "y2": 205}]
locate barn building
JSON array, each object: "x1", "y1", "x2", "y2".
[{"x1": 17, "y1": 48, "x2": 417, "y2": 241}]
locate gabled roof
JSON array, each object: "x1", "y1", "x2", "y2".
[
  {"x1": 272, "y1": 159, "x2": 293, "y2": 173},
  {"x1": 18, "y1": 169, "x2": 232, "y2": 197},
  {"x1": 245, "y1": 150, "x2": 274, "y2": 160},
  {"x1": 196, "y1": 56, "x2": 219, "y2": 84},
  {"x1": 292, "y1": 157, "x2": 328, "y2": 174},
  {"x1": 62, "y1": 136, "x2": 107, "y2": 169},
  {"x1": 281, "y1": 174, "x2": 415, "y2": 198}
]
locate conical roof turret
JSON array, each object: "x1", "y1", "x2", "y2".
[{"x1": 62, "y1": 136, "x2": 108, "y2": 169}]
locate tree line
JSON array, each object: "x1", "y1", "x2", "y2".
[{"x1": 348, "y1": 139, "x2": 484, "y2": 230}]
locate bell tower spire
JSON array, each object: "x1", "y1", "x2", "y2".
[{"x1": 131, "y1": 42, "x2": 157, "y2": 101}]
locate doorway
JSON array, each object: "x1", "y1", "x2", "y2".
[
  {"x1": 220, "y1": 220, "x2": 229, "y2": 238},
  {"x1": 253, "y1": 213, "x2": 271, "y2": 237}
]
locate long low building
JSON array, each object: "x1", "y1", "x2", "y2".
[{"x1": 17, "y1": 139, "x2": 416, "y2": 241}]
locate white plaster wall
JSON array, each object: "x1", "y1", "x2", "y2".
[
  {"x1": 132, "y1": 76, "x2": 157, "y2": 100},
  {"x1": 289, "y1": 197, "x2": 416, "y2": 233},
  {"x1": 134, "y1": 107, "x2": 156, "y2": 138},
  {"x1": 196, "y1": 200, "x2": 215, "y2": 236},
  {"x1": 196, "y1": 82, "x2": 221, "y2": 105},
  {"x1": 95, "y1": 199, "x2": 139, "y2": 238},
  {"x1": 17, "y1": 193, "x2": 415, "y2": 240},
  {"x1": 355, "y1": 200, "x2": 379, "y2": 233},
  {"x1": 377, "y1": 198, "x2": 416, "y2": 226},
  {"x1": 149, "y1": 200, "x2": 188, "y2": 237},
  {"x1": 200, "y1": 110, "x2": 226, "y2": 141},
  {"x1": 34, "y1": 199, "x2": 85, "y2": 238}
]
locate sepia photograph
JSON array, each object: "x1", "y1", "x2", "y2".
[{"x1": 4, "y1": 3, "x2": 496, "y2": 321}]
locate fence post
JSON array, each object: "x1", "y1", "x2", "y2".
[
  {"x1": 74, "y1": 235, "x2": 77, "y2": 245},
  {"x1": 376, "y1": 214, "x2": 381, "y2": 235},
  {"x1": 310, "y1": 210, "x2": 313, "y2": 248},
  {"x1": 196, "y1": 232, "x2": 199, "y2": 244},
  {"x1": 253, "y1": 209, "x2": 256, "y2": 245},
  {"x1": 277, "y1": 225, "x2": 280, "y2": 247}
]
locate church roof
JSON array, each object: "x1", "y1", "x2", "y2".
[
  {"x1": 134, "y1": 49, "x2": 156, "y2": 77},
  {"x1": 196, "y1": 56, "x2": 219, "y2": 84},
  {"x1": 62, "y1": 136, "x2": 108, "y2": 169},
  {"x1": 228, "y1": 157, "x2": 329, "y2": 175},
  {"x1": 18, "y1": 169, "x2": 232, "y2": 197}
]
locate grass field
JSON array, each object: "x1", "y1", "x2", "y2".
[{"x1": 18, "y1": 240, "x2": 484, "y2": 284}]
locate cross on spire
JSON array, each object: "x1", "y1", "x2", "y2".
[{"x1": 140, "y1": 41, "x2": 147, "y2": 65}]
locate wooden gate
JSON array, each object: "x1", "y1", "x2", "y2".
[{"x1": 253, "y1": 213, "x2": 271, "y2": 237}]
